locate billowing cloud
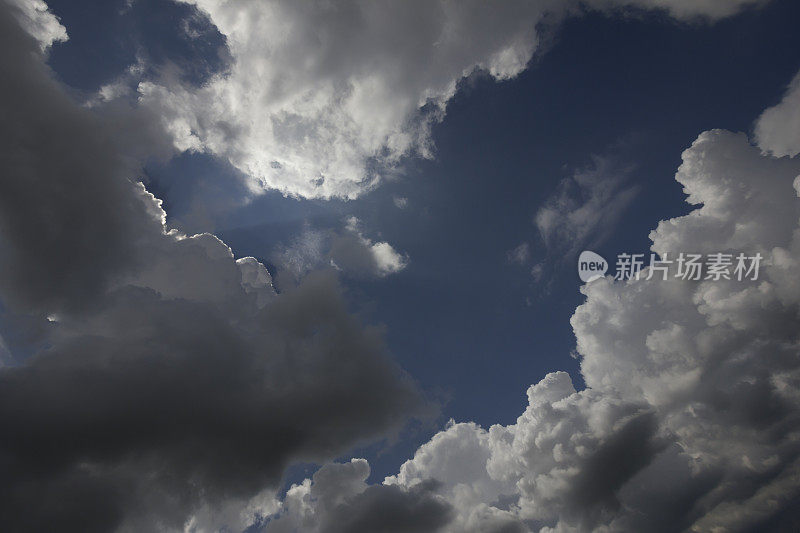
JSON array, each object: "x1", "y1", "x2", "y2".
[
  {"x1": 755, "y1": 70, "x2": 800, "y2": 158},
  {"x1": 138, "y1": 0, "x2": 765, "y2": 200},
  {"x1": 0, "y1": 4, "x2": 423, "y2": 531},
  {"x1": 139, "y1": 0, "x2": 558, "y2": 199}
]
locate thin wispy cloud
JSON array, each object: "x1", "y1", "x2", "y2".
[{"x1": 535, "y1": 155, "x2": 639, "y2": 258}]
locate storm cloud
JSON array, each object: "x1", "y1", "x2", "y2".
[{"x1": 0, "y1": 2, "x2": 422, "y2": 530}]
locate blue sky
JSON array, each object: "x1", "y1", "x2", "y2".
[{"x1": 3, "y1": 0, "x2": 800, "y2": 531}]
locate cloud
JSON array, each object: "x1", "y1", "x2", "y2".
[
  {"x1": 139, "y1": 0, "x2": 558, "y2": 199},
  {"x1": 5, "y1": 0, "x2": 66, "y2": 50},
  {"x1": 0, "y1": 4, "x2": 423, "y2": 531},
  {"x1": 331, "y1": 216, "x2": 408, "y2": 278},
  {"x1": 273, "y1": 225, "x2": 329, "y2": 281},
  {"x1": 274, "y1": 217, "x2": 408, "y2": 282},
  {"x1": 535, "y1": 155, "x2": 639, "y2": 258},
  {"x1": 136, "y1": 0, "x2": 763, "y2": 200},
  {"x1": 261, "y1": 460, "x2": 453, "y2": 533},
  {"x1": 0, "y1": 1, "x2": 787, "y2": 531},
  {"x1": 755, "y1": 70, "x2": 800, "y2": 158},
  {"x1": 0, "y1": 2, "x2": 163, "y2": 315},
  {"x1": 507, "y1": 242, "x2": 532, "y2": 265}
]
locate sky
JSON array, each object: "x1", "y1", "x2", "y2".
[{"x1": 1, "y1": 0, "x2": 800, "y2": 532}]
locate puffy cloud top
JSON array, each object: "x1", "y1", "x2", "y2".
[{"x1": 140, "y1": 0, "x2": 766, "y2": 199}]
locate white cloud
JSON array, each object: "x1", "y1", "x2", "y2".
[
  {"x1": 138, "y1": 0, "x2": 762, "y2": 200},
  {"x1": 273, "y1": 226, "x2": 328, "y2": 280},
  {"x1": 331, "y1": 216, "x2": 408, "y2": 278},
  {"x1": 507, "y1": 242, "x2": 532, "y2": 265},
  {"x1": 535, "y1": 155, "x2": 639, "y2": 257},
  {"x1": 140, "y1": 0, "x2": 561, "y2": 199},
  {"x1": 5, "y1": 0, "x2": 67, "y2": 51},
  {"x1": 755, "y1": 70, "x2": 800, "y2": 157},
  {"x1": 272, "y1": 217, "x2": 407, "y2": 281}
]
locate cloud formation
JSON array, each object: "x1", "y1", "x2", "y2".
[
  {"x1": 0, "y1": 4, "x2": 422, "y2": 531},
  {"x1": 0, "y1": 1, "x2": 789, "y2": 531},
  {"x1": 138, "y1": 0, "x2": 765, "y2": 199}
]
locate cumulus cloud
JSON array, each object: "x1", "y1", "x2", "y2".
[
  {"x1": 0, "y1": 4, "x2": 422, "y2": 531},
  {"x1": 136, "y1": 0, "x2": 763, "y2": 200},
  {"x1": 755, "y1": 70, "x2": 800, "y2": 158},
  {"x1": 139, "y1": 0, "x2": 559, "y2": 199}
]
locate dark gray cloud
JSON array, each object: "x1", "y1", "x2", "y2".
[
  {"x1": 322, "y1": 481, "x2": 453, "y2": 533},
  {"x1": 0, "y1": 1, "x2": 156, "y2": 314},
  {"x1": 0, "y1": 276, "x2": 422, "y2": 532},
  {"x1": 0, "y1": 2, "x2": 424, "y2": 530}
]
